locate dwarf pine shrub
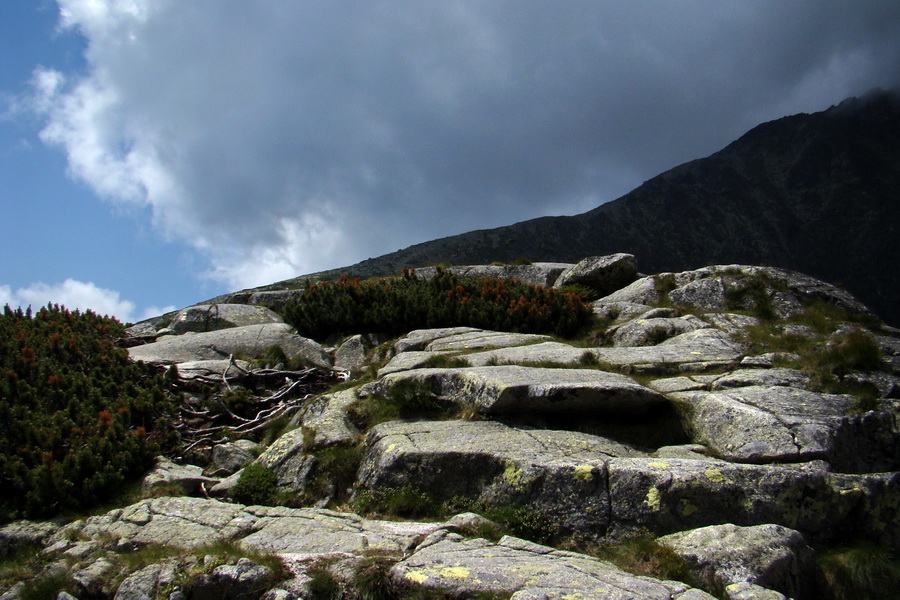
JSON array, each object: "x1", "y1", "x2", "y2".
[
  {"x1": 0, "y1": 304, "x2": 176, "y2": 521},
  {"x1": 283, "y1": 268, "x2": 592, "y2": 341}
]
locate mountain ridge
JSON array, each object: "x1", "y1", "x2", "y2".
[{"x1": 259, "y1": 89, "x2": 900, "y2": 325}]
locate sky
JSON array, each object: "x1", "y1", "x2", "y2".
[{"x1": 2, "y1": 1, "x2": 899, "y2": 323}]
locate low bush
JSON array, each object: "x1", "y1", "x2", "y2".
[
  {"x1": 283, "y1": 268, "x2": 592, "y2": 341},
  {"x1": 232, "y1": 463, "x2": 278, "y2": 505},
  {"x1": 0, "y1": 304, "x2": 176, "y2": 521}
]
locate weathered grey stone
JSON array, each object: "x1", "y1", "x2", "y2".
[
  {"x1": 171, "y1": 359, "x2": 252, "y2": 380},
  {"x1": 594, "y1": 329, "x2": 746, "y2": 373},
  {"x1": 73, "y1": 557, "x2": 117, "y2": 597},
  {"x1": 671, "y1": 386, "x2": 900, "y2": 470},
  {"x1": 659, "y1": 524, "x2": 815, "y2": 600},
  {"x1": 298, "y1": 388, "x2": 360, "y2": 448},
  {"x1": 0, "y1": 582, "x2": 25, "y2": 600},
  {"x1": 608, "y1": 458, "x2": 900, "y2": 545},
  {"x1": 415, "y1": 263, "x2": 573, "y2": 287},
  {"x1": 709, "y1": 368, "x2": 810, "y2": 390},
  {"x1": 356, "y1": 420, "x2": 646, "y2": 534},
  {"x1": 392, "y1": 327, "x2": 480, "y2": 353},
  {"x1": 211, "y1": 441, "x2": 258, "y2": 476},
  {"x1": 247, "y1": 289, "x2": 305, "y2": 312},
  {"x1": 333, "y1": 335, "x2": 367, "y2": 371},
  {"x1": 724, "y1": 582, "x2": 787, "y2": 600},
  {"x1": 142, "y1": 456, "x2": 220, "y2": 494},
  {"x1": 702, "y1": 313, "x2": 761, "y2": 335},
  {"x1": 237, "y1": 505, "x2": 446, "y2": 555},
  {"x1": 598, "y1": 276, "x2": 661, "y2": 306},
  {"x1": 668, "y1": 277, "x2": 726, "y2": 310},
  {"x1": 648, "y1": 376, "x2": 709, "y2": 394},
  {"x1": 651, "y1": 444, "x2": 712, "y2": 460},
  {"x1": 114, "y1": 562, "x2": 178, "y2": 600},
  {"x1": 0, "y1": 519, "x2": 59, "y2": 559},
  {"x1": 128, "y1": 323, "x2": 331, "y2": 369},
  {"x1": 254, "y1": 429, "x2": 316, "y2": 493},
  {"x1": 739, "y1": 353, "x2": 801, "y2": 368},
  {"x1": 378, "y1": 350, "x2": 459, "y2": 376},
  {"x1": 390, "y1": 531, "x2": 715, "y2": 599},
  {"x1": 592, "y1": 301, "x2": 659, "y2": 322},
  {"x1": 554, "y1": 254, "x2": 639, "y2": 296},
  {"x1": 170, "y1": 304, "x2": 283, "y2": 334},
  {"x1": 609, "y1": 315, "x2": 709, "y2": 347},
  {"x1": 465, "y1": 342, "x2": 590, "y2": 367},
  {"x1": 424, "y1": 330, "x2": 553, "y2": 352},
  {"x1": 212, "y1": 558, "x2": 272, "y2": 600},
  {"x1": 367, "y1": 365, "x2": 670, "y2": 416}
]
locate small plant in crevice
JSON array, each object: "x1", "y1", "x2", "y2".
[
  {"x1": 300, "y1": 442, "x2": 365, "y2": 508},
  {"x1": 347, "y1": 379, "x2": 457, "y2": 431},
  {"x1": 350, "y1": 485, "x2": 437, "y2": 520},
  {"x1": 571, "y1": 532, "x2": 726, "y2": 598},
  {"x1": 816, "y1": 541, "x2": 900, "y2": 600},
  {"x1": 231, "y1": 463, "x2": 278, "y2": 506},
  {"x1": 421, "y1": 354, "x2": 472, "y2": 369}
]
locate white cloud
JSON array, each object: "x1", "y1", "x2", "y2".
[
  {"x1": 27, "y1": 1, "x2": 900, "y2": 291},
  {"x1": 0, "y1": 279, "x2": 145, "y2": 322}
]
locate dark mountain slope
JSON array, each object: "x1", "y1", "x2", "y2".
[{"x1": 283, "y1": 89, "x2": 900, "y2": 324}]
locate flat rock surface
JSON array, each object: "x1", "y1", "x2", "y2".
[
  {"x1": 594, "y1": 329, "x2": 746, "y2": 371},
  {"x1": 128, "y1": 323, "x2": 331, "y2": 368},
  {"x1": 369, "y1": 365, "x2": 669, "y2": 415},
  {"x1": 424, "y1": 330, "x2": 553, "y2": 352},
  {"x1": 64, "y1": 497, "x2": 444, "y2": 555},
  {"x1": 671, "y1": 386, "x2": 900, "y2": 470},
  {"x1": 391, "y1": 531, "x2": 714, "y2": 600}
]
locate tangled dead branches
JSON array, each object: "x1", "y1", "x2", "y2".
[{"x1": 160, "y1": 359, "x2": 341, "y2": 460}]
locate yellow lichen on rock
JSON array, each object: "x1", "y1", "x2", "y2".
[
  {"x1": 645, "y1": 487, "x2": 662, "y2": 511},
  {"x1": 574, "y1": 464, "x2": 595, "y2": 482}
]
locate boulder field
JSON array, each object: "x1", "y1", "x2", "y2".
[{"x1": 2, "y1": 256, "x2": 898, "y2": 599}]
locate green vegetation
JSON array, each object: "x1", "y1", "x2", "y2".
[
  {"x1": 283, "y1": 268, "x2": 592, "y2": 341},
  {"x1": 566, "y1": 532, "x2": 725, "y2": 598},
  {"x1": 347, "y1": 379, "x2": 458, "y2": 430},
  {"x1": 0, "y1": 304, "x2": 176, "y2": 521},
  {"x1": 816, "y1": 542, "x2": 900, "y2": 600},
  {"x1": 232, "y1": 463, "x2": 278, "y2": 505},
  {"x1": 738, "y1": 302, "x2": 887, "y2": 409}
]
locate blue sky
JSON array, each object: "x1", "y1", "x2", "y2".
[{"x1": 2, "y1": 1, "x2": 899, "y2": 323}]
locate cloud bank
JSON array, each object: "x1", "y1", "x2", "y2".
[
  {"x1": 0, "y1": 279, "x2": 174, "y2": 323},
  {"x1": 30, "y1": 1, "x2": 900, "y2": 290}
]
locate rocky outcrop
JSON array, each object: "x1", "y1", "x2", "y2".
[
  {"x1": 169, "y1": 304, "x2": 283, "y2": 334},
  {"x1": 128, "y1": 323, "x2": 331, "y2": 368},
  {"x1": 554, "y1": 253, "x2": 639, "y2": 296},
  {"x1": 6, "y1": 257, "x2": 900, "y2": 599}
]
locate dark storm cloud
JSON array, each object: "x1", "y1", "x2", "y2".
[{"x1": 34, "y1": 0, "x2": 900, "y2": 287}]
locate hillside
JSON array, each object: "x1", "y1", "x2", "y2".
[{"x1": 274, "y1": 89, "x2": 900, "y2": 325}]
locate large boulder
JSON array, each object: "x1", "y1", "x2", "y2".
[
  {"x1": 364, "y1": 365, "x2": 670, "y2": 416},
  {"x1": 128, "y1": 323, "x2": 331, "y2": 368},
  {"x1": 170, "y1": 304, "x2": 283, "y2": 334},
  {"x1": 659, "y1": 523, "x2": 816, "y2": 600},
  {"x1": 554, "y1": 253, "x2": 639, "y2": 296},
  {"x1": 356, "y1": 420, "x2": 645, "y2": 534}
]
